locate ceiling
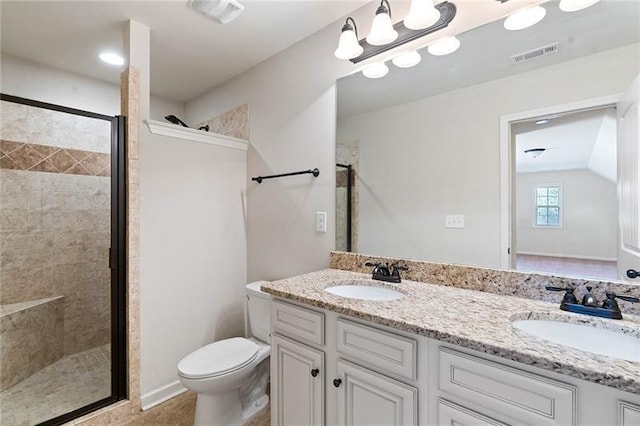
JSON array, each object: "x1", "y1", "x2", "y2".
[
  {"x1": 513, "y1": 107, "x2": 617, "y2": 181},
  {"x1": 0, "y1": 0, "x2": 366, "y2": 102},
  {"x1": 337, "y1": 0, "x2": 640, "y2": 118}
]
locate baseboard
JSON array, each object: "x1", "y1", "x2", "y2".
[
  {"x1": 141, "y1": 380, "x2": 187, "y2": 411},
  {"x1": 516, "y1": 251, "x2": 617, "y2": 262}
]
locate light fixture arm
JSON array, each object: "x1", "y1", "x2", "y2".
[
  {"x1": 342, "y1": 17, "x2": 359, "y2": 38},
  {"x1": 376, "y1": 0, "x2": 392, "y2": 19}
]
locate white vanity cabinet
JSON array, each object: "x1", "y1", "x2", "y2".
[
  {"x1": 271, "y1": 299, "x2": 419, "y2": 426},
  {"x1": 270, "y1": 298, "x2": 640, "y2": 426}
]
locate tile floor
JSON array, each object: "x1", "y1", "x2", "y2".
[
  {"x1": 516, "y1": 254, "x2": 618, "y2": 281},
  {"x1": 0, "y1": 344, "x2": 111, "y2": 425},
  {"x1": 0, "y1": 341, "x2": 271, "y2": 426}
]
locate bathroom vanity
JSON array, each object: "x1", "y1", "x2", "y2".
[{"x1": 263, "y1": 268, "x2": 640, "y2": 426}]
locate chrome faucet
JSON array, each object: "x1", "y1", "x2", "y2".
[{"x1": 365, "y1": 262, "x2": 408, "y2": 283}]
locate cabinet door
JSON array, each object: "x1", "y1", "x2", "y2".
[
  {"x1": 271, "y1": 333, "x2": 324, "y2": 426},
  {"x1": 335, "y1": 359, "x2": 417, "y2": 426}
]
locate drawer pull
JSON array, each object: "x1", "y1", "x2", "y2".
[
  {"x1": 333, "y1": 378, "x2": 342, "y2": 388},
  {"x1": 311, "y1": 368, "x2": 319, "y2": 377}
]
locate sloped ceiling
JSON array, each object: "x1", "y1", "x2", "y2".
[{"x1": 513, "y1": 107, "x2": 617, "y2": 182}]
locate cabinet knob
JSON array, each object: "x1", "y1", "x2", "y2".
[
  {"x1": 333, "y1": 378, "x2": 342, "y2": 388},
  {"x1": 311, "y1": 368, "x2": 319, "y2": 377},
  {"x1": 627, "y1": 269, "x2": 639, "y2": 279}
]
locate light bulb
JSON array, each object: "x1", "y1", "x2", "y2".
[
  {"x1": 559, "y1": 0, "x2": 600, "y2": 12},
  {"x1": 335, "y1": 29, "x2": 363, "y2": 60},
  {"x1": 362, "y1": 62, "x2": 389, "y2": 79},
  {"x1": 404, "y1": 0, "x2": 441, "y2": 30},
  {"x1": 504, "y1": 5, "x2": 547, "y2": 31},
  {"x1": 427, "y1": 36, "x2": 460, "y2": 56},
  {"x1": 392, "y1": 51, "x2": 422, "y2": 68},
  {"x1": 366, "y1": 7, "x2": 398, "y2": 46}
]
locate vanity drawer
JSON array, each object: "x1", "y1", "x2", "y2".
[
  {"x1": 438, "y1": 399, "x2": 507, "y2": 426},
  {"x1": 438, "y1": 347, "x2": 577, "y2": 426},
  {"x1": 271, "y1": 299, "x2": 324, "y2": 346},
  {"x1": 337, "y1": 318, "x2": 417, "y2": 380}
]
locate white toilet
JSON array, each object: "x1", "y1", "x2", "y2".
[{"x1": 178, "y1": 281, "x2": 271, "y2": 425}]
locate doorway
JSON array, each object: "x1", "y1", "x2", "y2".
[{"x1": 499, "y1": 95, "x2": 623, "y2": 281}]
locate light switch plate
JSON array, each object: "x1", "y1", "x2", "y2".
[
  {"x1": 445, "y1": 215, "x2": 465, "y2": 228},
  {"x1": 316, "y1": 211, "x2": 327, "y2": 232}
]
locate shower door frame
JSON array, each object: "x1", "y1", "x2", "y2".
[{"x1": 0, "y1": 94, "x2": 127, "y2": 425}]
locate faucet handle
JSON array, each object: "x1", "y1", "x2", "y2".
[
  {"x1": 604, "y1": 292, "x2": 640, "y2": 306},
  {"x1": 545, "y1": 286, "x2": 578, "y2": 304},
  {"x1": 364, "y1": 262, "x2": 381, "y2": 268},
  {"x1": 391, "y1": 263, "x2": 409, "y2": 272}
]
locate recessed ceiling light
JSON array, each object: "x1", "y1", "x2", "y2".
[
  {"x1": 99, "y1": 52, "x2": 124, "y2": 66},
  {"x1": 362, "y1": 62, "x2": 389, "y2": 79},
  {"x1": 427, "y1": 36, "x2": 460, "y2": 56},
  {"x1": 559, "y1": 0, "x2": 600, "y2": 12},
  {"x1": 535, "y1": 119, "x2": 550, "y2": 125},
  {"x1": 392, "y1": 51, "x2": 422, "y2": 68},
  {"x1": 504, "y1": 5, "x2": 547, "y2": 31}
]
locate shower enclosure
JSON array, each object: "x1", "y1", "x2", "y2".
[{"x1": 0, "y1": 94, "x2": 126, "y2": 425}]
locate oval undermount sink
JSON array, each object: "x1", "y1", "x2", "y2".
[
  {"x1": 325, "y1": 283, "x2": 405, "y2": 301},
  {"x1": 512, "y1": 320, "x2": 640, "y2": 362}
]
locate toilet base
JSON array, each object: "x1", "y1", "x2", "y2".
[
  {"x1": 194, "y1": 391, "x2": 242, "y2": 426},
  {"x1": 241, "y1": 394, "x2": 269, "y2": 424}
]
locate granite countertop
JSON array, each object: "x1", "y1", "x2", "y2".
[{"x1": 262, "y1": 269, "x2": 640, "y2": 394}]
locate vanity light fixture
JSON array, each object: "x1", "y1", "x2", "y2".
[
  {"x1": 504, "y1": 5, "x2": 547, "y2": 31},
  {"x1": 334, "y1": 2, "x2": 456, "y2": 64},
  {"x1": 335, "y1": 18, "x2": 364, "y2": 60},
  {"x1": 366, "y1": 0, "x2": 399, "y2": 46},
  {"x1": 404, "y1": 0, "x2": 441, "y2": 30},
  {"x1": 524, "y1": 148, "x2": 546, "y2": 158},
  {"x1": 392, "y1": 51, "x2": 422, "y2": 68},
  {"x1": 362, "y1": 62, "x2": 390, "y2": 78},
  {"x1": 427, "y1": 36, "x2": 460, "y2": 56},
  {"x1": 559, "y1": 0, "x2": 600, "y2": 12},
  {"x1": 535, "y1": 119, "x2": 550, "y2": 125},
  {"x1": 99, "y1": 52, "x2": 124, "y2": 66}
]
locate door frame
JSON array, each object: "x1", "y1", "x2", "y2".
[
  {"x1": 0, "y1": 93, "x2": 127, "y2": 425},
  {"x1": 499, "y1": 94, "x2": 622, "y2": 269}
]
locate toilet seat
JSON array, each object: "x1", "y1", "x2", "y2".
[{"x1": 178, "y1": 337, "x2": 259, "y2": 380}]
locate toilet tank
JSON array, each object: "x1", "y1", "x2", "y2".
[{"x1": 246, "y1": 281, "x2": 271, "y2": 342}]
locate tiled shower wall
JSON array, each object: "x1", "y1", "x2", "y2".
[{"x1": 0, "y1": 100, "x2": 111, "y2": 356}]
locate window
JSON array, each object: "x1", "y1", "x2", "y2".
[{"x1": 535, "y1": 185, "x2": 562, "y2": 227}]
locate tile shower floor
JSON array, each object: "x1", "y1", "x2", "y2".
[{"x1": 0, "y1": 344, "x2": 111, "y2": 426}]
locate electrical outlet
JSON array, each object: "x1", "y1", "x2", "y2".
[
  {"x1": 445, "y1": 215, "x2": 465, "y2": 228},
  {"x1": 316, "y1": 211, "x2": 327, "y2": 232}
]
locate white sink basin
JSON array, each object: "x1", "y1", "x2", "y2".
[
  {"x1": 512, "y1": 320, "x2": 640, "y2": 362},
  {"x1": 325, "y1": 284, "x2": 405, "y2": 301}
]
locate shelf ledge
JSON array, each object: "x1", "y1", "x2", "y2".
[{"x1": 145, "y1": 119, "x2": 248, "y2": 151}]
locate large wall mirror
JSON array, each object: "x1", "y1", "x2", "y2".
[{"x1": 335, "y1": 0, "x2": 640, "y2": 282}]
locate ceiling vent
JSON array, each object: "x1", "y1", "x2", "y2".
[
  {"x1": 510, "y1": 43, "x2": 559, "y2": 65},
  {"x1": 188, "y1": 0, "x2": 244, "y2": 25}
]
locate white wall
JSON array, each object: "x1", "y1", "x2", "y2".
[
  {"x1": 139, "y1": 133, "x2": 248, "y2": 408},
  {"x1": 516, "y1": 169, "x2": 617, "y2": 260},
  {"x1": 336, "y1": 44, "x2": 638, "y2": 268},
  {"x1": 184, "y1": 21, "x2": 356, "y2": 282},
  {"x1": 0, "y1": 54, "x2": 183, "y2": 120}
]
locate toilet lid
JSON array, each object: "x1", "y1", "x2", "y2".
[{"x1": 178, "y1": 337, "x2": 260, "y2": 379}]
